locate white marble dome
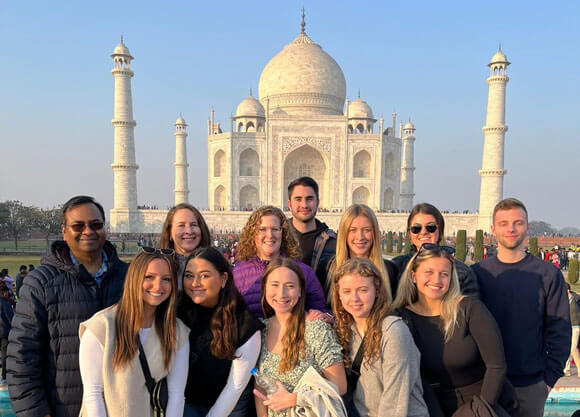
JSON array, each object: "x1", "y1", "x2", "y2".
[
  {"x1": 258, "y1": 32, "x2": 346, "y2": 116},
  {"x1": 404, "y1": 120, "x2": 415, "y2": 130},
  {"x1": 175, "y1": 114, "x2": 186, "y2": 125},
  {"x1": 348, "y1": 97, "x2": 374, "y2": 119},
  {"x1": 236, "y1": 95, "x2": 265, "y2": 117},
  {"x1": 112, "y1": 42, "x2": 132, "y2": 57},
  {"x1": 490, "y1": 49, "x2": 508, "y2": 64}
]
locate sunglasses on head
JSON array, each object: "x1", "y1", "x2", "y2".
[
  {"x1": 67, "y1": 220, "x2": 105, "y2": 233},
  {"x1": 140, "y1": 246, "x2": 175, "y2": 256},
  {"x1": 418, "y1": 243, "x2": 456, "y2": 256},
  {"x1": 409, "y1": 223, "x2": 438, "y2": 234}
]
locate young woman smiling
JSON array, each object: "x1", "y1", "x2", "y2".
[
  {"x1": 328, "y1": 204, "x2": 397, "y2": 305},
  {"x1": 254, "y1": 258, "x2": 346, "y2": 417},
  {"x1": 392, "y1": 245, "x2": 513, "y2": 417},
  {"x1": 233, "y1": 206, "x2": 326, "y2": 318},
  {"x1": 178, "y1": 247, "x2": 262, "y2": 417},
  {"x1": 79, "y1": 250, "x2": 190, "y2": 417},
  {"x1": 332, "y1": 258, "x2": 428, "y2": 417}
]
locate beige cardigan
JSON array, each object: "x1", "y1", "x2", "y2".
[{"x1": 79, "y1": 306, "x2": 189, "y2": 417}]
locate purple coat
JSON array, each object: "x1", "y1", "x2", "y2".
[{"x1": 233, "y1": 257, "x2": 327, "y2": 318}]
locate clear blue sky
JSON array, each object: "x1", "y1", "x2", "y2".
[{"x1": 1, "y1": 0, "x2": 578, "y2": 228}]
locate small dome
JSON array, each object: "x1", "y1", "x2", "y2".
[
  {"x1": 112, "y1": 41, "x2": 132, "y2": 58},
  {"x1": 175, "y1": 114, "x2": 186, "y2": 125},
  {"x1": 404, "y1": 120, "x2": 415, "y2": 130},
  {"x1": 236, "y1": 95, "x2": 265, "y2": 118},
  {"x1": 348, "y1": 98, "x2": 374, "y2": 119},
  {"x1": 490, "y1": 49, "x2": 508, "y2": 64}
]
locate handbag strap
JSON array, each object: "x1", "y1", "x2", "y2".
[
  {"x1": 137, "y1": 337, "x2": 155, "y2": 393},
  {"x1": 351, "y1": 335, "x2": 366, "y2": 374}
]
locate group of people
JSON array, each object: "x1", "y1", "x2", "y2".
[{"x1": 3, "y1": 177, "x2": 572, "y2": 417}]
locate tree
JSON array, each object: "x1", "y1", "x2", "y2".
[
  {"x1": 474, "y1": 230, "x2": 484, "y2": 262},
  {"x1": 386, "y1": 231, "x2": 393, "y2": 253},
  {"x1": 396, "y1": 232, "x2": 403, "y2": 253},
  {"x1": 404, "y1": 233, "x2": 412, "y2": 254},
  {"x1": 31, "y1": 206, "x2": 62, "y2": 251},
  {"x1": 455, "y1": 230, "x2": 467, "y2": 262},
  {"x1": 528, "y1": 237, "x2": 539, "y2": 257},
  {"x1": 0, "y1": 201, "x2": 35, "y2": 250},
  {"x1": 528, "y1": 221, "x2": 556, "y2": 236},
  {"x1": 568, "y1": 259, "x2": 579, "y2": 285}
]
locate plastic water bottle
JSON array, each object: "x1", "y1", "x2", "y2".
[{"x1": 251, "y1": 367, "x2": 279, "y2": 394}]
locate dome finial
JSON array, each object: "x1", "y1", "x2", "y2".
[
  {"x1": 250, "y1": 87, "x2": 253, "y2": 97},
  {"x1": 301, "y1": 7, "x2": 306, "y2": 34},
  {"x1": 120, "y1": 35, "x2": 124, "y2": 44},
  {"x1": 498, "y1": 43, "x2": 502, "y2": 52},
  {"x1": 357, "y1": 88, "x2": 360, "y2": 99}
]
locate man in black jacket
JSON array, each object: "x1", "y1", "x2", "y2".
[{"x1": 7, "y1": 196, "x2": 128, "y2": 417}]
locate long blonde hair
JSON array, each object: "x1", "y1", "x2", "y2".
[
  {"x1": 113, "y1": 252, "x2": 179, "y2": 371},
  {"x1": 236, "y1": 206, "x2": 301, "y2": 261},
  {"x1": 260, "y1": 258, "x2": 306, "y2": 373},
  {"x1": 392, "y1": 246, "x2": 462, "y2": 341},
  {"x1": 332, "y1": 258, "x2": 391, "y2": 367},
  {"x1": 328, "y1": 204, "x2": 391, "y2": 303}
]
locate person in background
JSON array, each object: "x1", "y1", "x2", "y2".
[
  {"x1": 14, "y1": 265, "x2": 27, "y2": 298},
  {"x1": 159, "y1": 203, "x2": 211, "y2": 287},
  {"x1": 333, "y1": 258, "x2": 427, "y2": 417},
  {"x1": 178, "y1": 247, "x2": 262, "y2": 417},
  {"x1": 287, "y1": 177, "x2": 337, "y2": 298},
  {"x1": 0, "y1": 284, "x2": 14, "y2": 389},
  {"x1": 565, "y1": 283, "x2": 580, "y2": 377},
  {"x1": 79, "y1": 249, "x2": 189, "y2": 417},
  {"x1": 233, "y1": 206, "x2": 326, "y2": 318},
  {"x1": 254, "y1": 258, "x2": 346, "y2": 417},
  {"x1": 392, "y1": 203, "x2": 479, "y2": 299},
  {"x1": 472, "y1": 198, "x2": 570, "y2": 417}
]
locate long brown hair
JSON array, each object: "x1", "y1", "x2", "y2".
[
  {"x1": 159, "y1": 203, "x2": 211, "y2": 251},
  {"x1": 237, "y1": 206, "x2": 301, "y2": 261},
  {"x1": 332, "y1": 258, "x2": 391, "y2": 367},
  {"x1": 328, "y1": 204, "x2": 391, "y2": 303},
  {"x1": 184, "y1": 247, "x2": 242, "y2": 360},
  {"x1": 260, "y1": 258, "x2": 306, "y2": 373},
  {"x1": 113, "y1": 252, "x2": 179, "y2": 371},
  {"x1": 406, "y1": 203, "x2": 445, "y2": 246}
]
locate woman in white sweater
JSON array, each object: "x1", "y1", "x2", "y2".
[{"x1": 79, "y1": 249, "x2": 190, "y2": 417}]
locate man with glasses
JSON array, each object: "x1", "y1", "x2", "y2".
[
  {"x1": 472, "y1": 198, "x2": 570, "y2": 417},
  {"x1": 7, "y1": 195, "x2": 128, "y2": 417},
  {"x1": 391, "y1": 203, "x2": 479, "y2": 299}
]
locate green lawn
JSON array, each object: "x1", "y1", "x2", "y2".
[{"x1": 0, "y1": 255, "x2": 43, "y2": 276}]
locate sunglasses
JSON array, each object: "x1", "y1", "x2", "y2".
[
  {"x1": 140, "y1": 246, "x2": 175, "y2": 256},
  {"x1": 67, "y1": 220, "x2": 105, "y2": 233},
  {"x1": 409, "y1": 223, "x2": 438, "y2": 234},
  {"x1": 418, "y1": 243, "x2": 455, "y2": 256}
]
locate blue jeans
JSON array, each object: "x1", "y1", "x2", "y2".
[{"x1": 183, "y1": 382, "x2": 254, "y2": 417}]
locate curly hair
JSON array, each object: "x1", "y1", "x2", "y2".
[
  {"x1": 331, "y1": 258, "x2": 391, "y2": 368},
  {"x1": 236, "y1": 206, "x2": 301, "y2": 261},
  {"x1": 260, "y1": 258, "x2": 306, "y2": 373}
]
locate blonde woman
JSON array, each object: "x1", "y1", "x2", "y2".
[
  {"x1": 392, "y1": 244, "x2": 513, "y2": 417},
  {"x1": 79, "y1": 250, "x2": 190, "y2": 417},
  {"x1": 328, "y1": 204, "x2": 397, "y2": 304},
  {"x1": 254, "y1": 258, "x2": 346, "y2": 417},
  {"x1": 332, "y1": 258, "x2": 427, "y2": 417},
  {"x1": 233, "y1": 206, "x2": 326, "y2": 318}
]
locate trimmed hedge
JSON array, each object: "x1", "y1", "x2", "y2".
[
  {"x1": 474, "y1": 230, "x2": 484, "y2": 262},
  {"x1": 455, "y1": 230, "x2": 467, "y2": 262}
]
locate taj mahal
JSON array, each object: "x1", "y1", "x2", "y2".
[{"x1": 108, "y1": 14, "x2": 510, "y2": 236}]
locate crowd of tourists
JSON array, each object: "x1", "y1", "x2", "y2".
[{"x1": 0, "y1": 177, "x2": 573, "y2": 417}]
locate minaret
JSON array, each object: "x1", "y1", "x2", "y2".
[
  {"x1": 110, "y1": 38, "x2": 138, "y2": 232},
  {"x1": 477, "y1": 47, "x2": 510, "y2": 230},
  {"x1": 174, "y1": 114, "x2": 189, "y2": 205},
  {"x1": 399, "y1": 120, "x2": 416, "y2": 211}
]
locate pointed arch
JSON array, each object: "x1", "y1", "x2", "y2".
[
  {"x1": 214, "y1": 150, "x2": 226, "y2": 177},
  {"x1": 214, "y1": 185, "x2": 226, "y2": 210},
  {"x1": 239, "y1": 185, "x2": 259, "y2": 210},
  {"x1": 353, "y1": 150, "x2": 371, "y2": 178},
  {"x1": 353, "y1": 186, "x2": 370, "y2": 205},
  {"x1": 239, "y1": 148, "x2": 259, "y2": 176},
  {"x1": 383, "y1": 188, "x2": 394, "y2": 209},
  {"x1": 356, "y1": 123, "x2": 364, "y2": 133},
  {"x1": 245, "y1": 121, "x2": 255, "y2": 132},
  {"x1": 283, "y1": 144, "x2": 329, "y2": 207},
  {"x1": 384, "y1": 152, "x2": 396, "y2": 177}
]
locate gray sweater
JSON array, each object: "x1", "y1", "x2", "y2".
[{"x1": 351, "y1": 316, "x2": 428, "y2": 417}]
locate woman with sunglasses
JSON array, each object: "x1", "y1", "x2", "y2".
[
  {"x1": 178, "y1": 247, "x2": 263, "y2": 417},
  {"x1": 233, "y1": 206, "x2": 326, "y2": 318},
  {"x1": 391, "y1": 203, "x2": 479, "y2": 299},
  {"x1": 392, "y1": 245, "x2": 515, "y2": 417},
  {"x1": 332, "y1": 258, "x2": 428, "y2": 417},
  {"x1": 254, "y1": 258, "x2": 347, "y2": 417},
  {"x1": 79, "y1": 249, "x2": 190, "y2": 417},
  {"x1": 328, "y1": 204, "x2": 397, "y2": 304},
  {"x1": 159, "y1": 203, "x2": 212, "y2": 287}
]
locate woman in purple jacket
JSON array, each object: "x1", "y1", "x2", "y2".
[{"x1": 233, "y1": 206, "x2": 327, "y2": 318}]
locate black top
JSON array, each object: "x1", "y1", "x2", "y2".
[
  {"x1": 472, "y1": 254, "x2": 571, "y2": 387},
  {"x1": 403, "y1": 297, "x2": 506, "y2": 407},
  {"x1": 177, "y1": 294, "x2": 263, "y2": 407}
]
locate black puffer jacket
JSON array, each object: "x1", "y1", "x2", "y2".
[
  {"x1": 7, "y1": 240, "x2": 127, "y2": 417},
  {"x1": 391, "y1": 248, "x2": 480, "y2": 299}
]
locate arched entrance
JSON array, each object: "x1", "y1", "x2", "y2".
[{"x1": 283, "y1": 145, "x2": 329, "y2": 207}]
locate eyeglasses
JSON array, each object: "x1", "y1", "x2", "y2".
[
  {"x1": 257, "y1": 227, "x2": 282, "y2": 236},
  {"x1": 418, "y1": 243, "x2": 455, "y2": 256},
  {"x1": 140, "y1": 246, "x2": 175, "y2": 256},
  {"x1": 66, "y1": 220, "x2": 105, "y2": 233},
  {"x1": 409, "y1": 223, "x2": 438, "y2": 234}
]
